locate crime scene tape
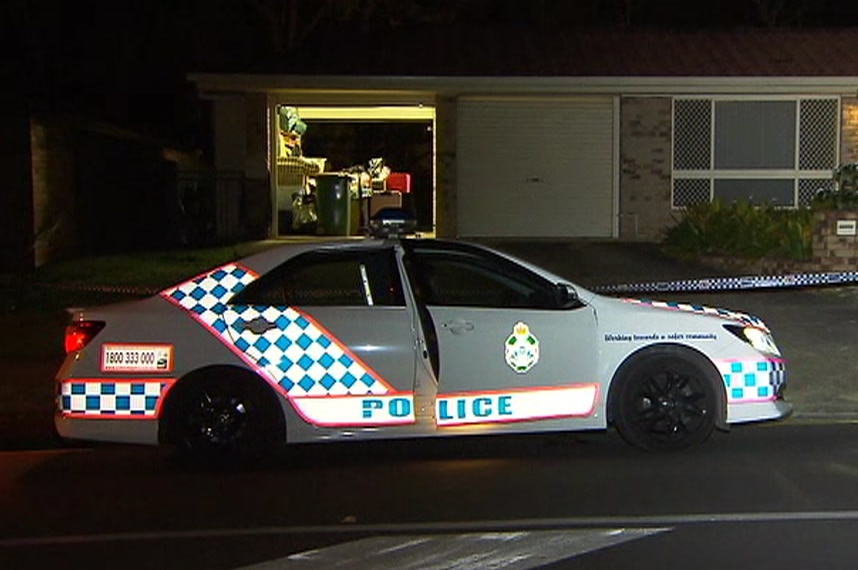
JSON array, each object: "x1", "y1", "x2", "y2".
[
  {"x1": 593, "y1": 270, "x2": 858, "y2": 295},
  {"x1": 36, "y1": 269, "x2": 858, "y2": 299},
  {"x1": 36, "y1": 283, "x2": 160, "y2": 296}
]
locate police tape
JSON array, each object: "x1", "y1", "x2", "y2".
[
  {"x1": 36, "y1": 283, "x2": 160, "y2": 296},
  {"x1": 593, "y1": 270, "x2": 858, "y2": 295},
  {"x1": 36, "y1": 268, "x2": 858, "y2": 299}
]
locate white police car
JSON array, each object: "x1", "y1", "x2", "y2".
[{"x1": 55, "y1": 237, "x2": 790, "y2": 458}]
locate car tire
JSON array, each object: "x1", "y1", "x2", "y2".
[
  {"x1": 612, "y1": 348, "x2": 719, "y2": 452},
  {"x1": 163, "y1": 368, "x2": 284, "y2": 463}
]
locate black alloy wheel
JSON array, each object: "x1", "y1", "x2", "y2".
[
  {"x1": 168, "y1": 372, "x2": 282, "y2": 462},
  {"x1": 613, "y1": 352, "x2": 718, "y2": 451}
]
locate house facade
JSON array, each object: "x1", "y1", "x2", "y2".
[{"x1": 185, "y1": 29, "x2": 858, "y2": 241}]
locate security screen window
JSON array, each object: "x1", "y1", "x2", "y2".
[
  {"x1": 672, "y1": 97, "x2": 839, "y2": 208},
  {"x1": 714, "y1": 101, "x2": 796, "y2": 170},
  {"x1": 714, "y1": 179, "x2": 795, "y2": 206},
  {"x1": 711, "y1": 101, "x2": 795, "y2": 206}
]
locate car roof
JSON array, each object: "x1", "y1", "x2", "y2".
[
  {"x1": 232, "y1": 237, "x2": 593, "y2": 296},
  {"x1": 236, "y1": 238, "x2": 394, "y2": 273}
]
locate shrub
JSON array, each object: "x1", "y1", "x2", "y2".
[
  {"x1": 662, "y1": 199, "x2": 813, "y2": 261},
  {"x1": 812, "y1": 162, "x2": 858, "y2": 210}
]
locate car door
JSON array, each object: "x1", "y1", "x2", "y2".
[
  {"x1": 221, "y1": 246, "x2": 421, "y2": 432},
  {"x1": 402, "y1": 241, "x2": 601, "y2": 432}
]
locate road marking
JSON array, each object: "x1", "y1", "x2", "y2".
[
  {"x1": 6, "y1": 510, "x2": 858, "y2": 547},
  {"x1": 234, "y1": 529, "x2": 668, "y2": 570}
]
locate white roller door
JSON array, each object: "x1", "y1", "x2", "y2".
[{"x1": 456, "y1": 97, "x2": 616, "y2": 238}]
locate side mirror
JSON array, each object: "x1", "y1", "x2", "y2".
[{"x1": 554, "y1": 283, "x2": 580, "y2": 309}]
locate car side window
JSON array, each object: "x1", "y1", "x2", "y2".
[
  {"x1": 406, "y1": 245, "x2": 556, "y2": 309},
  {"x1": 230, "y1": 249, "x2": 405, "y2": 307}
]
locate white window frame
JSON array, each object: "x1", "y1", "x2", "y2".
[{"x1": 671, "y1": 95, "x2": 840, "y2": 209}]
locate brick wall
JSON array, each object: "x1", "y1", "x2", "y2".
[
  {"x1": 29, "y1": 115, "x2": 187, "y2": 266},
  {"x1": 242, "y1": 93, "x2": 270, "y2": 238},
  {"x1": 30, "y1": 117, "x2": 78, "y2": 266},
  {"x1": 619, "y1": 97, "x2": 674, "y2": 240},
  {"x1": 436, "y1": 96, "x2": 457, "y2": 238},
  {"x1": 810, "y1": 210, "x2": 858, "y2": 272},
  {"x1": 841, "y1": 97, "x2": 858, "y2": 164}
]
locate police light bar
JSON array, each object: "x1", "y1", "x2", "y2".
[{"x1": 368, "y1": 207, "x2": 417, "y2": 238}]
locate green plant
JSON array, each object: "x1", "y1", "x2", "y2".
[
  {"x1": 812, "y1": 162, "x2": 858, "y2": 210},
  {"x1": 662, "y1": 199, "x2": 813, "y2": 261}
]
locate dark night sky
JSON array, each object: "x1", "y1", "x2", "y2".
[{"x1": 5, "y1": 0, "x2": 858, "y2": 150}]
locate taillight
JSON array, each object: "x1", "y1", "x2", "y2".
[{"x1": 64, "y1": 321, "x2": 105, "y2": 354}]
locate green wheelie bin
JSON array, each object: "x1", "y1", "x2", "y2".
[{"x1": 314, "y1": 174, "x2": 357, "y2": 235}]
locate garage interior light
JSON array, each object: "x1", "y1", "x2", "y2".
[{"x1": 295, "y1": 106, "x2": 435, "y2": 121}]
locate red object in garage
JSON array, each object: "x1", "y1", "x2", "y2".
[{"x1": 385, "y1": 172, "x2": 411, "y2": 193}]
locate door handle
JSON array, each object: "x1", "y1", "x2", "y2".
[
  {"x1": 238, "y1": 316, "x2": 277, "y2": 335},
  {"x1": 442, "y1": 319, "x2": 475, "y2": 335}
]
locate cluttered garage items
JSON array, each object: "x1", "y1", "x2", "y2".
[{"x1": 275, "y1": 105, "x2": 412, "y2": 236}]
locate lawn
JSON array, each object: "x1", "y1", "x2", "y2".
[
  {"x1": 0, "y1": 240, "x2": 277, "y2": 448},
  {"x1": 1, "y1": 241, "x2": 277, "y2": 314}
]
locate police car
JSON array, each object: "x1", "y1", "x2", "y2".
[{"x1": 55, "y1": 235, "x2": 791, "y2": 458}]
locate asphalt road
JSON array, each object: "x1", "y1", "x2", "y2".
[
  {"x1": 5, "y1": 239, "x2": 858, "y2": 454},
  {"x1": 4, "y1": 240, "x2": 858, "y2": 568},
  {"x1": 4, "y1": 422, "x2": 858, "y2": 569}
]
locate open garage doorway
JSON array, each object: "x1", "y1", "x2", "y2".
[{"x1": 272, "y1": 105, "x2": 435, "y2": 235}]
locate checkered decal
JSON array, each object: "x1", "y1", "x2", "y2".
[
  {"x1": 161, "y1": 263, "x2": 391, "y2": 398},
  {"x1": 60, "y1": 380, "x2": 171, "y2": 417},
  {"x1": 162, "y1": 263, "x2": 258, "y2": 329},
  {"x1": 223, "y1": 306, "x2": 389, "y2": 396},
  {"x1": 623, "y1": 298, "x2": 768, "y2": 330},
  {"x1": 717, "y1": 359, "x2": 786, "y2": 402}
]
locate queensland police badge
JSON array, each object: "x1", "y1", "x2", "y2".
[{"x1": 505, "y1": 322, "x2": 540, "y2": 373}]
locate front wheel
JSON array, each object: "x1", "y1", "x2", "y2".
[
  {"x1": 612, "y1": 351, "x2": 718, "y2": 451},
  {"x1": 163, "y1": 369, "x2": 284, "y2": 462}
]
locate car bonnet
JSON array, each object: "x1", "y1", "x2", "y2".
[{"x1": 597, "y1": 296, "x2": 771, "y2": 332}]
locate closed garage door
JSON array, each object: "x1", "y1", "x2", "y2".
[{"x1": 457, "y1": 97, "x2": 616, "y2": 238}]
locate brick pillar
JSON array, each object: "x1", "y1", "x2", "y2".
[
  {"x1": 619, "y1": 97, "x2": 673, "y2": 240},
  {"x1": 841, "y1": 98, "x2": 858, "y2": 165},
  {"x1": 812, "y1": 210, "x2": 858, "y2": 271},
  {"x1": 434, "y1": 96, "x2": 457, "y2": 238}
]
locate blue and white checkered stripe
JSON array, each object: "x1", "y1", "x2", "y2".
[
  {"x1": 162, "y1": 263, "x2": 258, "y2": 329},
  {"x1": 623, "y1": 298, "x2": 768, "y2": 330},
  {"x1": 223, "y1": 306, "x2": 389, "y2": 396},
  {"x1": 162, "y1": 263, "x2": 391, "y2": 397},
  {"x1": 717, "y1": 359, "x2": 786, "y2": 402},
  {"x1": 60, "y1": 380, "x2": 171, "y2": 417}
]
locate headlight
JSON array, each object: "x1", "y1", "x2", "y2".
[{"x1": 724, "y1": 324, "x2": 781, "y2": 356}]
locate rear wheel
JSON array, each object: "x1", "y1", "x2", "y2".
[
  {"x1": 612, "y1": 351, "x2": 718, "y2": 451},
  {"x1": 164, "y1": 369, "x2": 284, "y2": 462}
]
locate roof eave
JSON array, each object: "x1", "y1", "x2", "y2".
[{"x1": 188, "y1": 73, "x2": 858, "y2": 98}]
